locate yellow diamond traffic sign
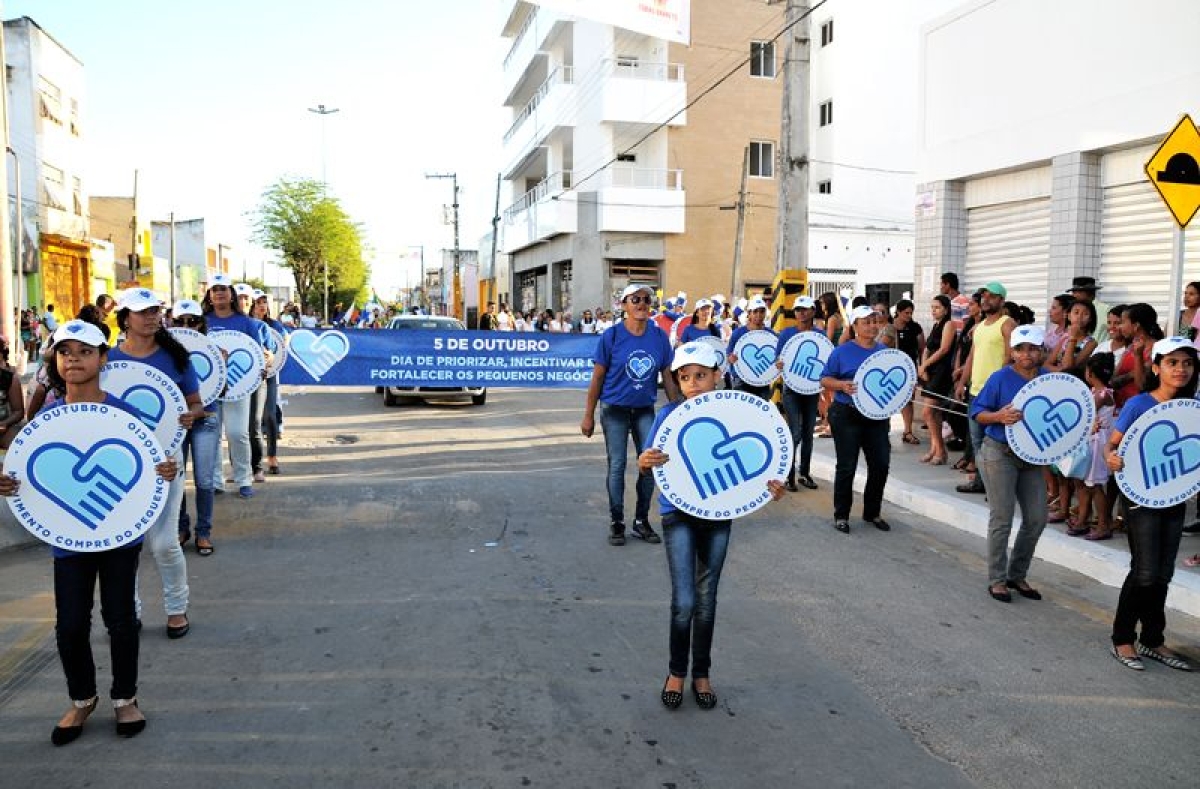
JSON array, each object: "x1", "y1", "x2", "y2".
[{"x1": 1145, "y1": 114, "x2": 1200, "y2": 229}]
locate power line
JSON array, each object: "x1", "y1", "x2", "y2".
[{"x1": 809, "y1": 158, "x2": 916, "y2": 175}]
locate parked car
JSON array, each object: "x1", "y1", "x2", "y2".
[{"x1": 381, "y1": 315, "x2": 487, "y2": 406}]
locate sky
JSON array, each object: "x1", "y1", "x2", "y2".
[{"x1": 5, "y1": 0, "x2": 507, "y2": 298}]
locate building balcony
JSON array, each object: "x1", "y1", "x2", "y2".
[
  {"x1": 597, "y1": 167, "x2": 685, "y2": 234},
  {"x1": 501, "y1": 5, "x2": 569, "y2": 103},
  {"x1": 597, "y1": 60, "x2": 687, "y2": 126},
  {"x1": 501, "y1": 171, "x2": 577, "y2": 253},
  {"x1": 502, "y1": 67, "x2": 576, "y2": 179}
]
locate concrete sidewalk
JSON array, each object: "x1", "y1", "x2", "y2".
[{"x1": 805, "y1": 420, "x2": 1200, "y2": 618}]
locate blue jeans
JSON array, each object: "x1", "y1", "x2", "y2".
[
  {"x1": 180, "y1": 415, "x2": 220, "y2": 539},
  {"x1": 259, "y1": 376, "x2": 279, "y2": 458},
  {"x1": 663, "y1": 511, "x2": 731, "y2": 679},
  {"x1": 599, "y1": 403, "x2": 656, "y2": 525},
  {"x1": 978, "y1": 437, "x2": 1047, "y2": 586},
  {"x1": 781, "y1": 389, "x2": 818, "y2": 480},
  {"x1": 828, "y1": 402, "x2": 890, "y2": 521},
  {"x1": 1111, "y1": 498, "x2": 1186, "y2": 648}
]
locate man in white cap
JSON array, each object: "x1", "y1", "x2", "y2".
[
  {"x1": 775, "y1": 295, "x2": 821, "y2": 490},
  {"x1": 581, "y1": 283, "x2": 681, "y2": 546}
]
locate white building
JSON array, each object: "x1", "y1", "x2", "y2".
[
  {"x1": 4, "y1": 16, "x2": 90, "y2": 313},
  {"x1": 914, "y1": 0, "x2": 1200, "y2": 323}
]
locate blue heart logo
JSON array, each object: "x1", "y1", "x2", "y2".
[
  {"x1": 1138, "y1": 421, "x2": 1200, "y2": 489},
  {"x1": 27, "y1": 440, "x2": 143, "y2": 530},
  {"x1": 1020, "y1": 395, "x2": 1083, "y2": 452},
  {"x1": 190, "y1": 351, "x2": 214, "y2": 382},
  {"x1": 289, "y1": 330, "x2": 351, "y2": 381},
  {"x1": 862, "y1": 365, "x2": 908, "y2": 409},
  {"x1": 120, "y1": 384, "x2": 166, "y2": 429},
  {"x1": 67, "y1": 323, "x2": 84, "y2": 334},
  {"x1": 741, "y1": 343, "x2": 776, "y2": 377},
  {"x1": 677, "y1": 416, "x2": 772, "y2": 500},
  {"x1": 626, "y1": 353, "x2": 655, "y2": 381},
  {"x1": 226, "y1": 349, "x2": 255, "y2": 388},
  {"x1": 789, "y1": 339, "x2": 824, "y2": 381}
]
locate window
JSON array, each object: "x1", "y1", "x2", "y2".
[
  {"x1": 817, "y1": 180, "x2": 832, "y2": 195},
  {"x1": 73, "y1": 176, "x2": 83, "y2": 215},
  {"x1": 750, "y1": 40, "x2": 776, "y2": 78},
  {"x1": 819, "y1": 100, "x2": 833, "y2": 127},
  {"x1": 38, "y1": 77, "x2": 63, "y2": 126},
  {"x1": 749, "y1": 141, "x2": 774, "y2": 179},
  {"x1": 820, "y1": 19, "x2": 834, "y2": 47}
]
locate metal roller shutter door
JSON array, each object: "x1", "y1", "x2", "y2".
[
  {"x1": 1100, "y1": 181, "x2": 1200, "y2": 321},
  {"x1": 964, "y1": 198, "x2": 1050, "y2": 310}
]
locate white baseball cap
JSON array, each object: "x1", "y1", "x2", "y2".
[
  {"x1": 747, "y1": 296, "x2": 768, "y2": 312},
  {"x1": 1152, "y1": 336, "x2": 1194, "y2": 359},
  {"x1": 234, "y1": 283, "x2": 255, "y2": 298},
  {"x1": 252, "y1": 289, "x2": 266, "y2": 300},
  {"x1": 670, "y1": 341, "x2": 725, "y2": 372},
  {"x1": 792, "y1": 295, "x2": 816, "y2": 310},
  {"x1": 118, "y1": 287, "x2": 160, "y2": 312},
  {"x1": 209, "y1": 273, "x2": 232, "y2": 288},
  {"x1": 849, "y1": 305, "x2": 876, "y2": 324},
  {"x1": 620, "y1": 284, "x2": 654, "y2": 302},
  {"x1": 173, "y1": 299, "x2": 202, "y2": 318},
  {"x1": 1009, "y1": 324, "x2": 1046, "y2": 348},
  {"x1": 695, "y1": 298, "x2": 713, "y2": 310},
  {"x1": 52, "y1": 320, "x2": 108, "y2": 348}
]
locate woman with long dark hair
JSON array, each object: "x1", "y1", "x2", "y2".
[
  {"x1": 251, "y1": 291, "x2": 284, "y2": 475},
  {"x1": 1112, "y1": 303, "x2": 1164, "y2": 410},
  {"x1": 172, "y1": 301, "x2": 221, "y2": 556},
  {"x1": 918, "y1": 295, "x2": 955, "y2": 465}
]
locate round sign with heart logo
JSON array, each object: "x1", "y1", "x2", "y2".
[
  {"x1": 1004, "y1": 372, "x2": 1094, "y2": 465},
  {"x1": 286, "y1": 329, "x2": 352, "y2": 382},
  {"x1": 263, "y1": 327, "x2": 289, "y2": 379},
  {"x1": 100, "y1": 361, "x2": 188, "y2": 456},
  {"x1": 851, "y1": 348, "x2": 917, "y2": 420},
  {"x1": 732, "y1": 330, "x2": 781, "y2": 387},
  {"x1": 169, "y1": 328, "x2": 227, "y2": 407},
  {"x1": 2, "y1": 402, "x2": 168, "y2": 552},
  {"x1": 650, "y1": 389, "x2": 792, "y2": 520},
  {"x1": 209, "y1": 330, "x2": 265, "y2": 402},
  {"x1": 779, "y1": 331, "x2": 834, "y2": 395},
  {"x1": 695, "y1": 335, "x2": 730, "y2": 375},
  {"x1": 1115, "y1": 398, "x2": 1200, "y2": 508}
]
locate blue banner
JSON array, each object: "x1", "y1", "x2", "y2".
[{"x1": 278, "y1": 329, "x2": 601, "y2": 389}]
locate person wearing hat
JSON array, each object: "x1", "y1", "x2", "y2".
[
  {"x1": 954, "y1": 282, "x2": 1015, "y2": 495},
  {"x1": 581, "y1": 284, "x2": 681, "y2": 546},
  {"x1": 250, "y1": 291, "x2": 285, "y2": 476},
  {"x1": 725, "y1": 296, "x2": 775, "y2": 399},
  {"x1": 1103, "y1": 336, "x2": 1197, "y2": 671},
  {"x1": 774, "y1": 295, "x2": 821, "y2": 491},
  {"x1": 969, "y1": 324, "x2": 1053, "y2": 603},
  {"x1": 202, "y1": 274, "x2": 270, "y2": 501},
  {"x1": 171, "y1": 300, "x2": 221, "y2": 556},
  {"x1": 1069, "y1": 276, "x2": 1110, "y2": 344},
  {"x1": 0, "y1": 320, "x2": 180, "y2": 743},
  {"x1": 108, "y1": 289, "x2": 207, "y2": 637},
  {"x1": 638, "y1": 341, "x2": 786, "y2": 710},
  {"x1": 681, "y1": 298, "x2": 721, "y2": 344},
  {"x1": 820, "y1": 305, "x2": 894, "y2": 533}
]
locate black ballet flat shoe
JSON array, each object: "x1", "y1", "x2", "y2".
[
  {"x1": 51, "y1": 696, "x2": 98, "y2": 746},
  {"x1": 866, "y1": 517, "x2": 891, "y2": 532},
  {"x1": 661, "y1": 678, "x2": 683, "y2": 710},
  {"x1": 691, "y1": 682, "x2": 718, "y2": 710},
  {"x1": 1006, "y1": 580, "x2": 1042, "y2": 600},
  {"x1": 114, "y1": 699, "x2": 146, "y2": 738},
  {"x1": 166, "y1": 614, "x2": 190, "y2": 640},
  {"x1": 988, "y1": 586, "x2": 1012, "y2": 603}
]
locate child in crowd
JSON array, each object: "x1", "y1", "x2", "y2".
[{"x1": 1073, "y1": 353, "x2": 1116, "y2": 541}]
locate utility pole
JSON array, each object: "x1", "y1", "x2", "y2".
[
  {"x1": 731, "y1": 145, "x2": 750, "y2": 297},
  {"x1": 168, "y1": 212, "x2": 176, "y2": 305},
  {"x1": 131, "y1": 169, "x2": 140, "y2": 280},
  {"x1": 308, "y1": 103, "x2": 339, "y2": 323},
  {"x1": 0, "y1": 23, "x2": 14, "y2": 365},
  {"x1": 425, "y1": 172, "x2": 461, "y2": 320},
  {"x1": 490, "y1": 173, "x2": 501, "y2": 306},
  {"x1": 775, "y1": 0, "x2": 811, "y2": 274}
]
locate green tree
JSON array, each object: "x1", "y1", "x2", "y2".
[{"x1": 249, "y1": 177, "x2": 369, "y2": 317}]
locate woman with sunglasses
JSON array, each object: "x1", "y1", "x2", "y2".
[
  {"x1": 173, "y1": 300, "x2": 223, "y2": 556},
  {"x1": 108, "y1": 290, "x2": 205, "y2": 638},
  {"x1": 251, "y1": 292, "x2": 284, "y2": 475},
  {"x1": 581, "y1": 284, "x2": 681, "y2": 546}
]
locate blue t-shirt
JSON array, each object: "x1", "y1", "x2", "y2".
[
  {"x1": 824, "y1": 342, "x2": 886, "y2": 406},
  {"x1": 1114, "y1": 392, "x2": 1163, "y2": 434},
  {"x1": 206, "y1": 311, "x2": 266, "y2": 342},
  {"x1": 108, "y1": 345, "x2": 201, "y2": 400},
  {"x1": 594, "y1": 322, "x2": 672, "y2": 408},
  {"x1": 681, "y1": 322, "x2": 720, "y2": 344},
  {"x1": 969, "y1": 365, "x2": 1048, "y2": 443},
  {"x1": 40, "y1": 394, "x2": 145, "y2": 558}
]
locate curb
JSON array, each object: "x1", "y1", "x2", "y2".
[{"x1": 808, "y1": 455, "x2": 1200, "y2": 619}]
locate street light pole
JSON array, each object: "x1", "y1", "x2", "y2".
[
  {"x1": 425, "y1": 172, "x2": 461, "y2": 320},
  {"x1": 308, "y1": 103, "x2": 339, "y2": 323}
]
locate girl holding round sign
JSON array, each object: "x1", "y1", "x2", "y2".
[
  {"x1": 108, "y1": 289, "x2": 207, "y2": 639},
  {"x1": 1103, "y1": 337, "x2": 1198, "y2": 672},
  {"x1": 725, "y1": 296, "x2": 777, "y2": 399},
  {"x1": 251, "y1": 292, "x2": 286, "y2": 477},
  {"x1": 775, "y1": 295, "x2": 825, "y2": 491},
  {"x1": 820, "y1": 305, "x2": 905, "y2": 534},
  {"x1": 0, "y1": 320, "x2": 179, "y2": 744},
  {"x1": 638, "y1": 341, "x2": 787, "y2": 710}
]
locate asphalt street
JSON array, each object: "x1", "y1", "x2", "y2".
[{"x1": 0, "y1": 386, "x2": 1197, "y2": 788}]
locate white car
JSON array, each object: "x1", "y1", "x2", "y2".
[{"x1": 381, "y1": 315, "x2": 487, "y2": 406}]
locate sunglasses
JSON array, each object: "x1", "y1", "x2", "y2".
[
  {"x1": 175, "y1": 317, "x2": 202, "y2": 327},
  {"x1": 625, "y1": 295, "x2": 652, "y2": 305}
]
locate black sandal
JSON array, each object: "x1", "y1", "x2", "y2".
[
  {"x1": 691, "y1": 681, "x2": 718, "y2": 710},
  {"x1": 661, "y1": 678, "x2": 683, "y2": 710}
]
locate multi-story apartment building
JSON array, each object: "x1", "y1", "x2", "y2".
[{"x1": 5, "y1": 16, "x2": 90, "y2": 314}]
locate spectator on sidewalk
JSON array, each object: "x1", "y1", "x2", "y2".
[
  {"x1": 1069, "y1": 276, "x2": 1110, "y2": 344},
  {"x1": 1105, "y1": 336, "x2": 1196, "y2": 672},
  {"x1": 893, "y1": 299, "x2": 925, "y2": 446},
  {"x1": 0, "y1": 337, "x2": 25, "y2": 450},
  {"x1": 821, "y1": 305, "x2": 893, "y2": 534},
  {"x1": 918, "y1": 295, "x2": 955, "y2": 466},
  {"x1": 479, "y1": 302, "x2": 498, "y2": 330},
  {"x1": 1044, "y1": 294, "x2": 1072, "y2": 356},
  {"x1": 775, "y1": 295, "x2": 821, "y2": 492},
  {"x1": 1112, "y1": 303, "x2": 1163, "y2": 410},
  {"x1": 941, "y1": 272, "x2": 971, "y2": 336},
  {"x1": 1046, "y1": 299, "x2": 1097, "y2": 378},
  {"x1": 970, "y1": 324, "x2": 1051, "y2": 603},
  {"x1": 955, "y1": 282, "x2": 1015, "y2": 495}
]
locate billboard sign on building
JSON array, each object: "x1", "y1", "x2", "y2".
[{"x1": 530, "y1": 0, "x2": 690, "y2": 44}]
